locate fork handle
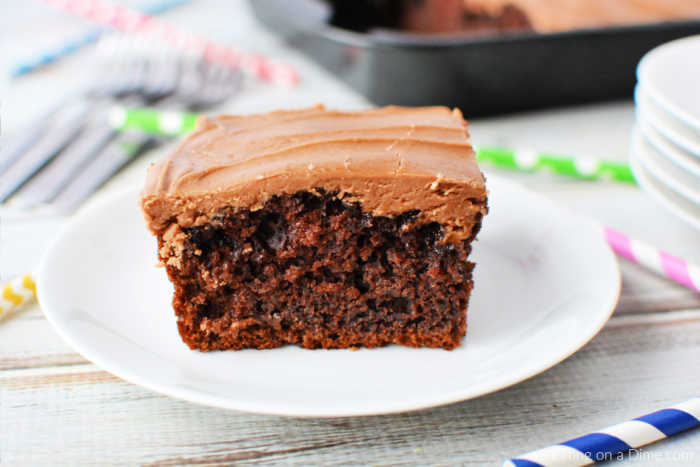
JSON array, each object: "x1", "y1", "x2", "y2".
[
  {"x1": 0, "y1": 100, "x2": 74, "y2": 174},
  {"x1": 0, "y1": 125, "x2": 46, "y2": 174},
  {"x1": 11, "y1": 122, "x2": 116, "y2": 206},
  {"x1": 0, "y1": 99, "x2": 93, "y2": 202},
  {"x1": 53, "y1": 132, "x2": 154, "y2": 211}
]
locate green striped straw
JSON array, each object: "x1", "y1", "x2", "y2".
[
  {"x1": 477, "y1": 146, "x2": 636, "y2": 183},
  {"x1": 109, "y1": 106, "x2": 199, "y2": 137},
  {"x1": 108, "y1": 105, "x2": 636, "y2": 184}
]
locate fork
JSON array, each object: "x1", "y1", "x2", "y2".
[
  {"x1": 10, "y1": 35, "x2": 181, "y2": 208},
  {"x1": 0, "y1": 35, "x2": 149, "y2": 203},
  {"x1": 5, "y1": 33, "x2": 239, "y2": 210},
  {"x1": 10, "y1": 33, "x2": 198, "y2": 205},
  {"x1": 50, "y1": 48, "x2": 240, "y2": 211}
]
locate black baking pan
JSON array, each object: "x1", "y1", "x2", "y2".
[{"x1": 249, "y1": 0, "x2": 700, "y2": 117}]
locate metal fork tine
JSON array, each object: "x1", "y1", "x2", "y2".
[
  {"x1": 139, "y1": 39, "x2": 179, "y2": 102},
  {"x1": 176, "y1": 51, "x2": 206, "y2": 103},
  {"x1": 195, "y1": 60, "x2": 242, "y2": 109}
]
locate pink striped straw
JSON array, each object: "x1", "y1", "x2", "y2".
[
  {"x1": 41, "y1": 0, "x2": 299, "y2": 85},
  {"x1": 604, "y1": 226, "x2": 700, "y2": 292}
]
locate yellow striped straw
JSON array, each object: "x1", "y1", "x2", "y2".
[{"x1": 0, "y1": 273, "x2": 37, "y2": 320}]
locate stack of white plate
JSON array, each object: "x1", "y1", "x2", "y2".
[{"x1": 633, "y1": 35, "x2": 700, "y2": 230}]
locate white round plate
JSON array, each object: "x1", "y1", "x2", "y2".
[
  {"x1": 37, "y1": 176, "x2": 620, "y2": 417},
  {"x1": 633, "y1": 127, "x2": 700, "y2": 205},
  {"x1": 635, "y1": 85, "x2": 700, "y2": 158},
  {"x1": 637, "y1": 35, "x2": 700, "y2": 132},
  {"x1": 637, "y1": 111, "x2": 700, "y2": 179},
  {"x1": 631, "y1": 133, "x2": 700, "y2": 231}
]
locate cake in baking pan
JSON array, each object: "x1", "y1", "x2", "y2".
[{"x1": 141, "y1": 105, "x2": 488, "y2": 350}]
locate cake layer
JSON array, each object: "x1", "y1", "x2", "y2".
[
  {"x1": 166, "y1": 190, "x2": 483, "y2": 350},
  {"x1": 142, "y1": 105, "x2": 488, "y2": 351},
  {"x1": 141, "y1": 105, "x2": 486, "y2": 244}
]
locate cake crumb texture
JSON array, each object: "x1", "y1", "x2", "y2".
[{"x1": 164, "y1": 191, "x2": 485, "y2": 350}]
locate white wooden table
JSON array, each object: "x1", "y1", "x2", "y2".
[{"x1": 2, "y1": 1, "x2": 700, "y2": 465}]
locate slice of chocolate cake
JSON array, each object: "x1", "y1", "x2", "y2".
[{"x1": 141, "y1": 105, "x2": 488, "y2": 351}]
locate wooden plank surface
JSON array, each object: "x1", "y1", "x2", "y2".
[{"x1": 2, "y1": 307, "x2": 700, "y2": 465}]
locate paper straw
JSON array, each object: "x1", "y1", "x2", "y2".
[
  {"x1": 0, "y1": 274, "x2": 37, "y2": 320},
  {"x1": 11, "y1": 29, "x2": 102, "y2": 78},
  {"x1": 506, "y1": 398, "x2": 700, "y2": 466},
  {"x1": 108, "y1": 105, "x2": 197, "y2": 136},
  {"x1": 477, "y1": 147, "x2": 636, "y2": 184},
  {"x1": 11, "y1": 0, "x2": 191, "y2": 78},
  {"x1": 603, "y1": 225, "x2": 700, "y2": 292},
  {"x1": 41, "y1": 0, "x2": 299, "y2": 85}
]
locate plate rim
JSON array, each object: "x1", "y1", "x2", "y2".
[
  {"x1": 630, "y1": 133, "x2": 700, "y2": 231},
  {"x1": 637, "y1": 111, "x2": 700, "y2": 179},
  {"x1": 37, "y1": 176, "x2": 621, "y2": 417},
  {"x1": 637, "y1": 35, "x2": 700, "y2": 133},
  {"x1": 634, "y1": 85, "x2": 700, "y2": 158},
  {"x1": 634, "y1": 126, "x2": 700, "y2": 205}
]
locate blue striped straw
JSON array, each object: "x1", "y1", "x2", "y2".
[
  {"x1": 10, "y1": 0, "x2": 190, "y2": 78},
  {"x1": 506, "y1": 398, "x2": 700, "y2": 466}
]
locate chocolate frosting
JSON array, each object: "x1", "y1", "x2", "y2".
[{"x1": 141, "y1": 105, "x2": 487, "y2": 243}]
